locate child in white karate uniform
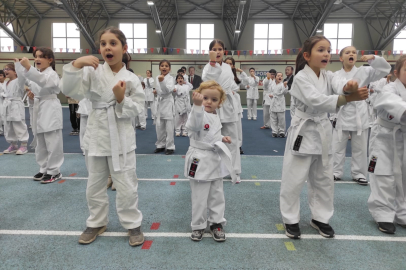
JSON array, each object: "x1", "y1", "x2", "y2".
[
  {"x1": 174, "y1": 74, "x2": 193, "y2": 137},
  {"x1": 368, "y1": 55, "x2": 406, "y2": 234},
  {"x1": 269, "y1": 72, "x2": 289, "y2": 138},
  {"x1": 245, "y1": 67, "x2": 260, "y2": 120},
  {"x1": 2, "y1": 62, "x2": 29, "y2": 155},
  {"x1": 185, "y1": 80, "x2": 235, "y2": 242},
  {"x1": 0, "y1": 70, "x2": 5, "y2": 135},
  {"x1": 332, "y1": 46, "x2": 391, "y2": 185},
  {"x1": 280, "y1": 36, "x2": 368, "y2": 239},
  {"x1": 16, "y1": 48, "x2": 64, "y2": 184},
  {"x1": 143, "y1": 70, "x2": 155, "y2": 120},
  {"x1": 261, "y1": 69, "x2": 276, "y2": 130},
  {"x1": 61, "y1": 27, "x2": 145, "y2": 247},
  {"x1": 154, "y1": 60, "x2": 176, "y2": 155}
]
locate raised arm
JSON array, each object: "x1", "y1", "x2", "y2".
[{"x1": 202, "y1": 63, "x2": 222, "y2": 82}]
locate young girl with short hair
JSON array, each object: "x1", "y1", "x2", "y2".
[{"x1": 174, "y1": 74, "x2": 193, "y2": 137}]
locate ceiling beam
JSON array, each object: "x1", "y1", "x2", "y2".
[
  {"x1": 310, "y1": 0, "x2": 335, "y2": 36},
  {"x1": 0, "y1": 21, "x2": 26, "y2": 46},
  {"x1": 377, "y1": 19, "x2": 406, "y2": 50}
]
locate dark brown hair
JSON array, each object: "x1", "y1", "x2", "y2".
[
  {"x1": 295, "y1": 35, "x2": 330, "y2": 75},
  {"x1": 175, "y1": 74, "x2": 184, "y2": 83},
  {"x1": 33, "y1": 47, "x2": 56, "y2": 71},
  {"x1": 122, "y1": 52, "x2": 131, "y2": 69},
  {"x1": 209, "y1": 39, "x2": 225, "y2": 51},
  {"x1": 224, "y1": 57, "x2": 241, "y2": 84},
  {"x1": 5, "y1": 63, "x2": 15, "y2": 72},
  {"x1": 159, "y1": 59, "x2": 171, "y2": 68},
  {"x1": 99, "y1": 26, "x2": 129, "y2": 64},
  {"x1": 395, "y1": 55, "x2": 406, "y2": 78}
]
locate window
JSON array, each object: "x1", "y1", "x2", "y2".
[
  {"x1": 52, "y1": 23, "x2": 80, "y2": 52},
  {"x1": 186, "y1": 24, "x2": 214, "y2": 54},
  {"x1": 394, "y1": 24, "x2": 406, "y2": 52},
  {"x1": 254, "y1": 24, "x2": 283, "y2": 54},
  {"x1": 324, "y1": 23, "x2": 352, "y2": 54},
  {"x1": 120, "y1": 23, "x2": 147, "y2": 53},
  {"x1": 0, "y1": 23, "x2": 15, "y2": 52}
]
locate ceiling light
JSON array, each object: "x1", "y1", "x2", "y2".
[
  {"x1": 54, "y1": 0, "x2": 63, "y2": 4},
  {"x1": 147, "y1": 1, "x2": 154, "y2": 5},
  {"x1": 316, "y1": 29, "x2": 323, "y2": 33},
  {"x1": 235, "y1": 30, "x2": 241, "y2": 33},
  {"x1": 240, "y1": 1, "x2": 246, "y2": 4},
  {"x1": 156, "y1": 29, "x2": 161, "y2": 33}
]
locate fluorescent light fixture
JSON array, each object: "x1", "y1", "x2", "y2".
[
  {"x1": 147, "y1": 1, "x2": 154, "y2": 5},
  {"x1": 156, "y1": 29, "x2": 161, "y2": 33},
  {"x1": 316, "y1": 29, "x2": 323, "y2": 33},
  {"x1": 54, "y1": 0, "x2": 63, "y2": 4},
  {"x1": 240, "y1": 1, "x2": 246, "y2": 4},
  {"x1": 235, "y1": 30, "x2": 241, "y2": 33}
]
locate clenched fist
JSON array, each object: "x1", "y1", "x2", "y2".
[
  {"x1": 113, "y1": 80, "x2": 126, "y2": 103},
  {"x1": 192, "y1": 91, "x2": 203, "y2": 106}
]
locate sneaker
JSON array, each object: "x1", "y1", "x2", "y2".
[
  {"x1": 248, "y1": 118, "x2": 252, "y2": 120},
  {"x1": 334, "y1": 175, "x2": 341, "y2": 181},
  {"x1": 354, "y1": 178, "x2": 368, "y2": 186},
  {"x1": 260, "y1": 126, "x2": 269, "y2": 129},
  {"x1": 140, "y1": 127, "x2": 146, "y2": 130},
  {"x1": 377, "y1": 222, "x2": 396, "y2": 234},
  {"x1": 175, "y1": 132, "x2": 181, "y2": 137},
  {"x1": 3, "y1": 144, "x2": 18, "y2": 154},
  {"x1": 107, "y1": 175, "x2": 112, "y2": 188},
  {"x1": 272, "y1": 133, "x2": 277, "y2": 138},
  {"x1": 40, "y1": 173, "x2": 62, "y2": 184},
  {"x1": 16, "y1": 146, "x2": 28, "y2": 155},
  {"x1": 240, "y1": 147, "x2": 244, "y2": 155},
  {"x1": 182, "y1": 132, "x2": 188, "y2": 137},
  {"x1": 190, "y1": 229, "x2": 205, "y2": 241},
  {"x1": 78, "y1": 226, "x2": 107, "y2": 244},
  {"x1": 397, "y1": 223, "x2": 406, "y2": 228},
  {"x1": 279, "y1": 133, "x2": 285, "y2": 138},
  {"x1": 210, "y1": 224, "x2": 226, "y2": 242},
  {"x1": 33, "y1": 172, "x2": 45, "y2": 181},
  {"x1": 69, "y1": 130, "x2": 76, "y2": 136},
  {"x1": 128, "y1": 226, "x2": 144, "y2": 246},
  {"x1": 165, "y1": 149, "x2": 174, "y2": 155},
  {"x1": 28, "y1": 125, "x2": 32, "y2": 129},
  {"x1": 284, "y1": 223, "x2": 301, "y2": 239},
  {"x1": 154, "y1": 148, "x2": 165, "y2": 153},
  {"x1": 311, "y1": 219, "x2": 335, "y2": 238},
  {"x1": 253, "y1": 117, "x2": 257, "y2": 120},
  {"x1": 235, "y1": 175, "x2": 241, "y2": 184},
  {"x1": 111, "y1": 183, "x2": 116, "y2": 191}
]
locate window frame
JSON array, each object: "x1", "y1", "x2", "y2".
[
  {"x1": 0, "y1": 23, "x2": 15, "y2": 52},
  {"x1": 119, "y1": 23, "x2": 148, "y2": 54},
  {"x1": 253, "y1": 23, "x2": 283, "y2": 54},
  {"x1": 52, "y1": 22, "x2": 80, "y2": 53},
  {"x1": 393, "y1": 23, "x2": 406, "y2": 52},
  {"x1": 323, "y1": 23, "x2": 353, "y2": 54},
  {"x1": 186, "y1": 24, "x2": 214, "y2": 54}
]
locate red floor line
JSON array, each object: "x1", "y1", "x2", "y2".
[
  {"x1": 141, "y1": 240, "x2": 153, "y2": 250},
  {"x1": 150, "y1": 223, "x2": 160, "y2": 230}
]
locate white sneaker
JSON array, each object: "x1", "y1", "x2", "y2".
[
  {"x1": 16, "y1": 146, "x2": 28, "y2": 155},
  {"x1": 248, "y1": 118, "x2": 252, "y2": 120},
  {"x1": 175, "y1": 132, "x2": 181, "y2": 137},
  {"x1": 182, "y1": 132, "x2": 188, "y2": 137},
  {"x1": 4, "y1": 144, "x2": 18, "y2": 154},
  {"x1": 253, "y1": 117, "x2": 257, "y2": 120}
]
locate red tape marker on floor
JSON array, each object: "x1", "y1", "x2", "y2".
[
  {"x1": 69, "y1": 173, "x2": 77, "y2": 177},
  {"x1": 182, "y1": 156, "x2": 185, "y2": 158},
  {"x1": 170, "y1": 182, "x2": 176, "y2": 185},
  {"x1": 142, "y1": 240, "x2": 153, "y2": 250},
  {"x1": 58, "y1": 180, "x2": 66, "y2": 184},
  {"x1": 173, "y1": 175, "x2": 179, "y2": 178},
  {"x1": 150, "y1": 223, "x2": 160, "y2": 230}
]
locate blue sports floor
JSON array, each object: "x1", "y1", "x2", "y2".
[{"x1": 0, "y1": 108, "x2": 404, "y2": 270}]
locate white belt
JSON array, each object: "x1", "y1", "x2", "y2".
[
  {"x1": 30, "y1": 94, "x2": 58, "y2": 148},
  {"x1": 2, "y1": 97, "x2": 23, "y2": 120},
  {"x1": 336, "y1": 103, "x2": 363, "y2": 141},
  {"x1": 293, "y1": 109, "x2": 329, "y2": 167},
  {"x1": 92, "y1": 101, "x2": 126, "y2": 172},
  {"x1": 190, "y1": 139, "x2": 237, "y2": 184},
  {"x1": 155, "y1": 94, "x2": 174, "y2": 126},
  {"x1": 376, "y1": 117, "x2": 406, "y2": 200}
]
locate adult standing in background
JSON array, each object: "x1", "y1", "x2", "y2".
[
  {"x1": 188, "y1": 66, "x2": 202, "y2": 90},
  {"x1": 283, "y1": 66, "x2": 294, "y2": 90}
]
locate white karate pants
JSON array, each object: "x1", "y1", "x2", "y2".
[
  {"x1": 280, "y1": 150, "x2": 334, "y2": 224},
  {"x1": 4, "y1": 121, "x2": 29, "y2": 143},
  {"x1": 221, "y1": 122, "x2": 241, "y2": 175},
  {"x1": 368, "y1": 174, "x2": 406, "y2": 224},
  {"x1": 175, "y1": 113, "x2": 188, "y2": 134},
  {"x1": 135, "y1": 107, "x2": 146, "y2": 129},
  {"x1": 263, "y1": 104, "x2": 271, "y2": 128},
  {"x1": 247, "y1": 99, "x2": 257, "y2": 119},
  {"x1": 333, "y1": 129, "x2": 368, "y2": 179},
  {"x1": 85, "y1": 150, "x2": 143, "y2": 229},
  {"x1": 155, "y1": 119, "x2": 175, "y2": 150},
  {"x1": 79, "y1": 116, "x2": 88, "y2": 153},
  {"x1": 270, "y1": 111, "x2": 286, "y2": 134},
  {"x1": 236, "y1": 116, "x2": 243, "y2": 147},
  {"x1": 145, "y1": 101, "x2": 155, "y2": 119},
  {"x1": 35, "y1": 130, "x2": 64, "y2": 175},
  {"x1": 189, "y1": 179, "x2": 226, "y2": 230},
  {"x1": 29, "y1": 98, "x2": 34, "y2": 126}
]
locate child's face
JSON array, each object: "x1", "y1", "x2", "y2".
[
  {"x1": 4, "y1": 66, "x2": 16, "y2": 79},
  {"x1": 34, "y1": 50, "x2": 52, "y2": 71},
  {"x1": 159, "y1": 62, "x2": 170, "y2": 75},
  {"x1": 276, "y1": 73, "x2": 283, "y2": 82},
  {"x1": 100, "y1": 32, "x2": 127, "y2": 67},
  {"x1": 395, "y1": 61, "x2": 406, "y2": 86},
  {"x1": 201, "y1": 88, "x2": 222, "y2": 113},
  {"x1": 225, "y1": 59, "x2": 234, "y2": 68},
  {"x1": 211, "y1": 43, "x2": 224, "y2": 62},
  {"x1": 250, "y1": 69, "x2": 255, "y2": 76},
  {"x1": 146, "y1": 70, "x2": 151, "y2": 77},
  {"x1": 270, "y1": 73, "x2": 276, "y2": 80},
  {"x1": 0, "y1": 74, "x2": 5, "y2": 83},
  {"x1": 304, "y1": 39, "x2": 331, "y2": 70},
  {"x1": 340, "y1": 46, "x2": 357, "y2": 67},
  {"x1": 177, "y1": 76, "x2": 184, "y2": 84}
]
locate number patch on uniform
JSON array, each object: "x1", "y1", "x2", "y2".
[
  {"x1": 293, "y1": 135, "x2": 303, "y2": 151},
  {"x1": 368, "y1": 156, "x2": 377, "y2": 173},
  {"x1": 189, "y1": 158, "x2": 200, "y2": 178}
]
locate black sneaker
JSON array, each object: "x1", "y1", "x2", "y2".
[
  {"x1": 210, "y1": 224, "x2": 226, "y2": 242},
  {"x1": 397, "y1": 223, "x2": 406, "y2": 228},
  {"x1": 165, "y1": 149, "x2": 174, "y2": 155},
  {"x1": 40, "y1": 173, "x2": 62, "y2": 184},
  {"x1": 190, "y1": 229, "x2": 205, "y2": 241},
  {"x1": 33, "y1": 172, "x2": 44, "y2": 181},
  {"x1": 334, "y1": 176, "x2": 341, "y2": 181},
  {"x1": 354, "y1": 178, "x2": 368, "y2": 186},
  {"x1": 279, "y1": 133, "x2": 285, "y2": 138},
  {"x1": 284, "y1": 223, "x2": 301, "y2": 239},
  {"x1": 272, "y1": 133, "x2": 277, "y2": 138},
  {"x1": 311, "y1": 219, "x2": 335, "y2": 238},
  {"x1": 377, "y1": 222, "x2": 396, "y2": 234},
  {"x1": 154, "y1": 148, "x2": 165, "y2": 153},
  {"x1": 240, "y1": 147, "x2": 244, "y2": 155}
]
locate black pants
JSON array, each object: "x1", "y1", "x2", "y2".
[{"x1": 69, "y1": 104, "x2": 80, "y2": 130}]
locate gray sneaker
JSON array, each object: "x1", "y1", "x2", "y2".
[
  {"x1": 78, "y1": 226, "x2": 107, "y2": 244},
  {"x1": 128, "y1": 226, "x2": 144, "y2": 246}
]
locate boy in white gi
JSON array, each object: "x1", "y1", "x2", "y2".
[
  {"x1": 269, "y1": 72, "x2": 289, "y2": 137},
  {"x1": 143, "y1": 70, "x2": 155, "y2": 120},
  {"x1": 185, "y1": 80, "x2": 235, "y2": 242},
  {"x1": 368, "y1": 55, "x2": 406, "y2": 234},
  {"x1": 2, "y1": 62, "x2": 29, "y2": 155},
  {"x1": 174, "y1": 74, "x2": 192, "y2": 137},
  {"x1": 154, "y1": 60, "x2": 175, "y2": 155},
  {"x1": 16, "y1": 47, "x2": 64, "y2": 184},
  {"x1": 261, "y1": 69, "x2": 276, "y2": 130},
  {"x1": 245, "y1": 68, "x2": 260, "y2": 120},
  {"x1": 61, "y1": 27, "x2": 145, "y2": 247},
  {"x1": 280, "y1": 36, "x2": 368, "y2": 239},
  {"x1": 332, "y1": 46, "x2": 391, "y2": 185},
  {"x1": 0, "y1": 70, "x2": 5, "y2": 135}
]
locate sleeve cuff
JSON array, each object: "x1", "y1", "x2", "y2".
[{"x1": 192, "y1": 104, "x2": 203, "y2": 113}]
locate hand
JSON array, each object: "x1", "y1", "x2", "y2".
[
  {"x1": 73, "y1": 56, "x2": 99, "y2": 69},
  {"x1": 158, "y1": 75, "x2": 164, "y2": 82},
  {"x1": 20, "y1": 57, "x2": 31, "y2": 70},
  {"x1": 343, "y1": 80, "x2": 359, "y2": 93},
  {"x1": 284, "y1": 81, "x2": 288, "y2": 87},
  {"x1": 269, "y1": 94, "x2": 273, "y2": 98},
  {"x1": 192, "y1": 91, "x2": 203, "y2": 106},
  {"x1": 246, "y1": 85, "x2": 250, "y2": 89},
  {"x1": 236, "y1": 68, "x2": 243, "y2": 73},
  {"x1": 346, "y1": 86, "x2": 369, "y2": 102},
  {"x1": 173, "y1": 88, "x2": 177, "y2": 92},
  {"x1": 153, "y1": 90, "x2": 157, "y2": 95},
  {"x1": 209, "y1": 51, "x2": 217, "y2": 62},
  {"x1": 14, "y1": 58, "x2": 19, "y2": 63},
  {"x1": 27, "y1": 91, "x2": 35, "y2": 99},
  {"x1": 76, "y1": 113, "x2": 80, "y2": 118},
  {"x1": 222, "y1": 136, "x2": 232, "y2": 144},
  {"x1": 266, "y1": 72, "x2": 271, "y2": 80},
  {"x1": 360, "y1": 55, "x2": 375, "y2": 62},
  {"x1": 387, "y1": 74, "x2": 392, "y2": 83},
  {"x1": 113, "y1": 80, "x2": 126, "y2": 103}
]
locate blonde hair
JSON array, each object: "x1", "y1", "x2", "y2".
[
  {"x1": 395, "y1": 55, "x2": 406, "y2": 78},
  {"x1": 195, "y1": 80, "x2": 226, "y2": 108}
]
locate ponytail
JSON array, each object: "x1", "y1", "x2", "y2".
[
  {"x1": 295, "y1": 51, "x2": 306, "y2": 75},
  {"x1": 231, "y1": 68, "x2": 241, "y2": 84}
]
